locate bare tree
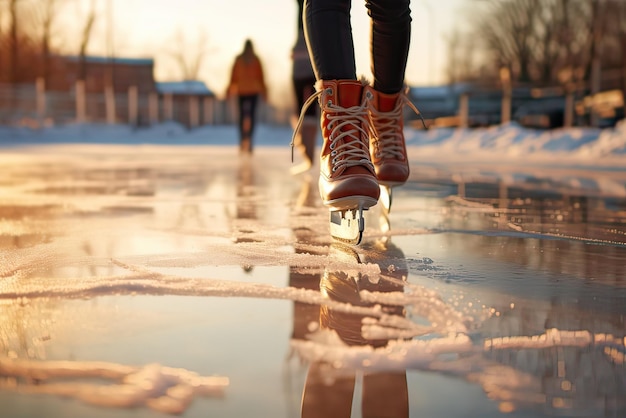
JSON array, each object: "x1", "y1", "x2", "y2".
[
  {"x1": 8, "y1": 0, "x2": 20, "y2": 83},
  {"x1": 444, "y1": 27, "x2": 480, "y2": 84},
  {"x1": 466, "y1": 0, "x2": 619, "y2": 88},
  {"x1": 31, "y1": 0, "x2": 64, "y2": 83},
  {"x1": 78, "y1": 0, "x2": 97, "y2": 81},
  {"x1": 585, "y1": 0, "x2": 606, "y2": 80},
  {"x1": 474, "y1": 0, "x2": 542, "y2": 83},
  {"x1": 164, "y1": 28, "x2": 214, "y2": 80},
  {"x1": 444, "y1": 29, "x2": 461, "y2": 84},
  {"x1": 534, "y1": 1, "x2": 561, "y2": 82},
  {"x1": 0, "y1": 0, "x2": 51, "y2": 83},
  {"x1": 0, "y1": 3, "x2": 5, "y2": 81},
  {"x1": 2, "y1": 0, "x2": 38, "y2": 83},
  {"x1": 619, "y1": 1, "x2": 626, "y2": 100},
  {"x1": 528, "y1": 0, "x2": 590, "y2": 84}
]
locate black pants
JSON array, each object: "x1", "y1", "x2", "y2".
[
  {"x1": 303, "y1": 0, "x2": 411, "y2": 94},
  {"x1": 237, "y1": 94, "x2": 258, "y2": 146},
  {"x1": 293, "y1": 77, "x2": 318, "y2": 118}
]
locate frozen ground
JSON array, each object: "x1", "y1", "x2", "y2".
[{"x1": 0, "y1": 121, "x2": 625, "y2": 418}]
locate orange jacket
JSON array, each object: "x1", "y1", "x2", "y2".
[{"x1": 228, "y1": 54, "x2": 267, "y2": 98}]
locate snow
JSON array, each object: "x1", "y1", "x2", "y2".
[
  {"x1": 0, "y1": 359, "x2": 228, "y2": 415},
  {"x1": 63, "y1": 55, "x2": 155, "y2": 66},
  {"x1": 156, "y1": 81, "x2": 215, "y2": 96},
  {"x1": 2, "y1": 119, "x2": 625, "y2": 165},
  {"x1": 404, "y1": 120, "x2": 626, "y2": 165}
]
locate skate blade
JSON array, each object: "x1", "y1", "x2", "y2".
[
  {"x1": 329, "y1": 208, "x2": 365, "y2": 245},
  {"x1": 378, "y1": 185, "x2": 392, "y2": 233},
  {"x1": 379, "y1": 185, "x2": 393, "y2": 213}
]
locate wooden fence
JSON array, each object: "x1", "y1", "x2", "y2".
[{"x1": 0, "y1": 80, "x2": 290, "y2": 129}]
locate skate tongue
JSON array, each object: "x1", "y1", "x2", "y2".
[
  {"x1": 377, "y1": 92, "x2": 400, "y2": 112},
  {"x1": 336, "y1": 81, "x2": 363, "y2": 107}
]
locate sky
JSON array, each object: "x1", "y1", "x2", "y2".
[{"x1": 58, "y1": 0, "x2": 467, "y2": 106}]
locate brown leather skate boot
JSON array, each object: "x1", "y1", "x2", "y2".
[
  {"x1": 316, "y1": 80, "x2": 379, "y2": 211},
  {"x1": 289, "y1": 79, "x2": 380, "y2": 244},
  {"x1": 364, "y1": 86, "x2": 410, "y2": 187}
]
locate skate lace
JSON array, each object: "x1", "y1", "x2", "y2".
[
  {"x1": 366, "y1": 89, "x2": 427, "y2": 160},
  {"x1": 291, "y1": 88, "x2": 374, "y2": 174},
  {"x1": 291, "y1": 91, "x2": 322, "y2": 162}
]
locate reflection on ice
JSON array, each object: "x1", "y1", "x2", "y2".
[{"x1": 0, "y1": 359, "x2": 228, "y2": 415}]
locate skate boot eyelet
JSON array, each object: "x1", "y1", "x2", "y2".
[{"x1": 331, "y1": 150, "x2": 337, "y2": 156}]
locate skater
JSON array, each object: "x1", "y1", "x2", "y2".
[
  {"x1": 292, "y1": 0, "x2": 422, "y2": 243},
  {"x1": 227, "y1": 39, "x2": 267, "y2": 154},
  {"x1": 290, "y1": 0, "x2": 318, "y2": 175}
]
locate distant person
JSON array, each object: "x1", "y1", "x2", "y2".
[
  {"x1": 290, "y1": 0, "x2": 318, "y2": 175},
  {"x1": 292, "y1": 0, "x2": 422, "y2": 234},
  {"x1": 227, "y1": 39, "x2": 267, "y2": 154}
]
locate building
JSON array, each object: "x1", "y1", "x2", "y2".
[
  {"x1": 156, "y1": 80, "x2": 217, "y2": 128},
  {"x1": 48, "y1": 55, "x2": 157, "y2": 94}
]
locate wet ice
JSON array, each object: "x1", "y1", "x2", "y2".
[{"x1": 1, "y1": 122, "x2": 625, "y2": 417}]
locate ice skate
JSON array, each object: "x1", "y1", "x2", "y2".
[
  {"x1": 291, "y1": 80, "x2": 379, "y2": 245},
  {"x1": 365, "y1": 85, "x2": 424, "y2": 212}
]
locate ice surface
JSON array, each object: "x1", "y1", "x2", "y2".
[
  {"x1": 1, "y1": 121, "x2": 625, "y2": 417},
  {"x1": 0, "y1": 359, "x2": 228, "y2": 415}
]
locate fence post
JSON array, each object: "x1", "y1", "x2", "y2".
[
  {"x1": 499, "y1": 181, "x2": 508, "y2": 212},
  {"x1": 564, "y1": 91, "x2": 574, "y2": 128},
  {"x1": 189, "y1": 95, "x2": 199, "y2": 128},
  {"x1": 164, "y1": 93, "x2": 174, "y2": 121},
  {"x1": 590, "y1": 57, "x2": 601, "y2": 127},
  {"x1": 149, "y1": 92, "x2": 159, "y2": 125},
  {"x1": 500, "y1": 67, "x2": 511, "y2": 125},
  {"x1": 215, "y1": 100, "x2": 225, "y2": 124},
  {"x1": 105, "y1": 84, "x2": 116, "y2": 124},
  {"x1": 228, "y1": 97, "x2": 237, "y2": 124},
  {"x1": 501, "y1": 95, "x2": 511, "y2": 125},
  {"x1": 459, "y1": 93, "x2": 469, "y2": 128},
  {"x1": 36, "y1": 77, "x2": 46, "y2": 126},
  {"x1": 75, "y1": 80, "x2": 86, "y2": 123},
  {"x1": 203, "y1": 96, "x2": 214, "y2": 125},
  {"x1": 558, "y1": 68, "x2": 575, "y2": 128},
  {"x1": 128, "y1": 85, "x2": 138, "y2": 126}
]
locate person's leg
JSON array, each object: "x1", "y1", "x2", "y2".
[
  {"x1": 303, "y1": 0, "x2": 355, "y2": 80},
  {"x1": 247, "y1": 94, "x2": 258, "y2": 151},
  {"x1": 366, "y1": 0, "x2": 411, "y2": 94},
  {"x1": 237, "y1": 95, "x2": 248, "y2": 140},
  {"x1": 303, "y1": 0, "x2": 379, "y2": 212},
  {"x1": 238, "y1": 95, "x2": 255, "y2": 154},
  {"x1": 364, "y1": 0, "x2": 413, "y2": 187},
  {"x1": 292, "y1": 77, "x2": 318, "y2": 172}
]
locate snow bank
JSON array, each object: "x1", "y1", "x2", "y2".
[{"x1": 1, "y1": 120, "x2": 625, "y2": 167}]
